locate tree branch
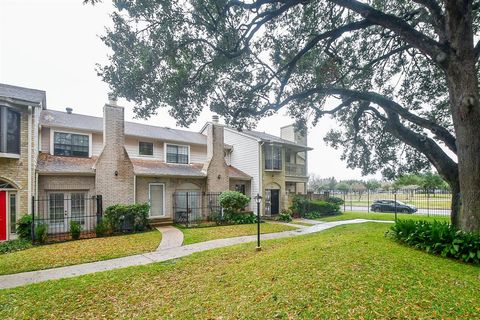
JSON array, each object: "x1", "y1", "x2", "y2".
[{"x1": 329, "y1": 0, "x2": 449, "y2": 64}]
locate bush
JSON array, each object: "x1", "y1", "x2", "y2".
[
  {"x1": 326, "y1": 196, "x2": 344, "y2": 206},
  {"x1": 290, "y1": 195, "x2": 340, "y2": 218},
  {"x1": 17, "y1": 214, "x2": 32, "y2": 240},
  {"x1": 387, "y1": 220, "x2": 480, "y2": 264},
  {"x1": 278, "y1": 209, "x2": 293, "y2": 222},
  {"x1": 219, "y1": 191, "x2": 250, "y2": 213},
  {"x1": 213, "y1": 211, "x2": 257, "y2": 225},
  {"x1": 70, "y1": 221, "x2": 82, "y2": 240},
  {"x1": 0, "y1": 239, "x2": 32, "y2": 254},
  {"x1": 95, "y1": 218, "x2": 110, "y2": 237},
  {"x1": 35, "y1": 224, "x2": 48, "y2": 244},
  {"x1": 104, "y1": 203, "x2": 150, "y2": 233}
]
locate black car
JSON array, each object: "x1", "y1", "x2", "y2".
[{"x1": 370, "y1": 200, "x2": 417, "y2": 214}]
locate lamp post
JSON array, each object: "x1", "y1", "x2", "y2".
[{"x1": 254, "y1": 194, "x2": 262, "y2": 251}]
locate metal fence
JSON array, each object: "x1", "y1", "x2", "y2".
[
  {"x1": 173, "y1": 192, "x2": 224, "y2": 227},
  {"x1": 309, "y1": 188, "x2": 452, "y2": 217},
  {"x1": 32, "y1": 195, "x2": 102, "y2": 242}
]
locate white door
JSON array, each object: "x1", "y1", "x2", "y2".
[{"x1": 149, "y1": 184, "x2": 165, "y2": 217}]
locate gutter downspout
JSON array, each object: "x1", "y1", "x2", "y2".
[
  {"x1": 133, "y1": 175, "x2": 136, "y2": 203},
  {"x1": 27, "y1": 106, "x2": 33, "y2": 215}
]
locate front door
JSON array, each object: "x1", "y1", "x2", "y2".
[
  {"x1": 149, "y1": 184, "x2": 165, "y2": 217},
  {"x1": 0, "y1": 191, "x2": 6, "y2": 241},
  {"x1": 270, "y1": 189, "x2": 280, "y2": 215}
]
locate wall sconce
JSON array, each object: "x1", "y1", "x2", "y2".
[
  {"x1": 115, "y1": 170, "x2": 118, "y2": 176},
  {"x1": 217, "y1": 174, "x2": 221, "y2": 179}
]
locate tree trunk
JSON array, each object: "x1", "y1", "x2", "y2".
[
  {"x1": 450, "y1": 180, "x2": 461, "y2": 227},
  {"x1": 445, "y1": 1, "x2": 480, "y2": 232}
]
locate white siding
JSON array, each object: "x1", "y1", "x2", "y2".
[
  {"x1": 224, "y1": 128, "x2": 260, "y2": 202},
  {"x1": 92, "y1": 133, "x2": 103, "y2": 156},
  {"x1": 124, "y1": 136, "x2": 163, "y2": 159},
  {"x1": 189, "y1": 144, "x2": 207, "y2": 163},
  {"x1": 40, "y1": 127, "x2": 50, "y2": 152}
]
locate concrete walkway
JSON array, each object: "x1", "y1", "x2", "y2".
[
  {"x1": 0, "y1": 219, "x2": 393, "y2": 290},
  {"x1": 296, "y1": 218, "x2": 327, "y2": 225},
  {"x1": 156, "y1": 226, "x2": 184, "y2": 250}
]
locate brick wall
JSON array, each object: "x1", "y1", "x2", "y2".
[
  {"x1": 95, "y1": 103, "x2": 135, "y2": 208},
  {"x1": 204, "y1": 123, "x2": 229, "y2": 192}
]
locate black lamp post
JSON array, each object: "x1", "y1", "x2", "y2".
[{"x1": 254, "y1": 193, "x2": 262, "y2": 251}]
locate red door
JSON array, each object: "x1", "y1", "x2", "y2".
[{"x1": 0, "y1": 191, "x2": 6, "y2": 241}]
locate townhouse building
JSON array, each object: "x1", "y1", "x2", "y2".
[{"x1": 0, "y1": 83, "x2": 311, "y2": 241}]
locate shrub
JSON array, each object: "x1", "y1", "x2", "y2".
[
  {"x1": 219, "y1": 191, "x2": 250, "y2": 214},
  {"x1": 326, "y1": 196, "x2": 344, "y2": 206},
  {"x1": 387, "y1": 220, "x2": 480, "y2": 264},
  {"x1": 104, "y1": 203, "x2": 150, "y2": 233},
  {"x1": 95, "y1": 218, "x2": 110, "y2": 237},
  {"x1": 35, "y1": 224, "x2": 48, "y2": 244},
  {"x1": 214, "y1": 211, "x2": 257, "y2": 225},
  {"x1": 0, "y1": 239, "x2": 32, "y2": 254},
  {"x1": 17, "y1": 214, "x2": 32, "y2": 240},
  {"x1": 278, "y1": 209, "x2": 293, "y2": 222},
  {"x1": 70, "y1": 221, "x2": 82, "y2": 240},
  {"x1": 308, "y1": 201, "x2": 340, "y2": 216},
  {"x1": 290, "y1": 195, "x2": 340, "y2": 218}
]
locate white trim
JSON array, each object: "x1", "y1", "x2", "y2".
[
  {"x1": 0, "y1": 152, "x2": 20, "y2": 159},
  {"x1": 148, "y1": 183, "x2": 166, "y2": 218},
  {"x1": 27, "y1": 106, "x2": 32, "y2": 215},
  {"x1": 50, "y1": 129, "x2": 93, "y2": 158},
  {"x1": 164, "y1": 142, "x2": 190, "y2": 165},
  {"x1": 137, "y1": 140, "x2": 155, "y2": 157}
]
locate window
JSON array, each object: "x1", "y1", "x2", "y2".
[
  {"x1": 264, "y1": 144, "x2": 282, "y2": 170},
  {"x1": 235, "y1": 184, "x2": 246, "y2": 195},
  {"x1": 49, "y1": 193, "x2": 65, "y2": 222},
  {"x1": 9, "y1": 193, "x2": 16, "y2": 233},
  {"x1": 53, "y1": 132, "x2": 89, "y2": 157},
  {"x1": 0, "y1": 106, "x2": 20, "y2": 154},
  {"x1": 71, "y1": 193, "x2": 86, "y2": 224},
  {"x1": 139, "y1": 141, "x2": 153, "y2": 156},
  {"x1": 166, "y1": 144, "x2": 189, "y2": 164}
]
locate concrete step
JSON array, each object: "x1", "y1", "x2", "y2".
[{"x1": 149, "y1": 217, "x2": 173, "y2": 227}]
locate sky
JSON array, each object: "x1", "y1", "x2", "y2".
[{"x1": 0, "y1": 0, "x2": 377, "y2": 181}]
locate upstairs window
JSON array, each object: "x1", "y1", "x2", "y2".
[
  {"x1": 264, "y1": 144, "x2": 282, "y2": 170},
  {"x1": 0, "y1": 106, "x2": 21, "y2": 154},
  {"x1": 166, "y1": 144, "x2": 189, "y2": 164},
  {"x1": 53, "y1": 132, "x2": 89, "y2": 157},
  {"x1": 139, "y1": 141, "x2": 153, "y2": 156}
]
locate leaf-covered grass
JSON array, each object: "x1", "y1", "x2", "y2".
[
  {"x1": 0, "y1": 230, "x2": 161, "y2": 275},
  {"x1": 1, "y1": 223, "x2": 479, "y2": 319},
  {"x1": 179, "y1": 222, "x2": 298, "y2": 245},
  {"x1": 291, "y1": 219, "x2": 314, "y2": 226},
  {"x1": 319, "y1": 211, "x2": 450, "y2": 223}
]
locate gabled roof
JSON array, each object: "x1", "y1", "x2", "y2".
[
  {"x1": 0, "y1": 83, "x2": 47, "y2": 108},
  {"x1": 224, "y1": 126, "x2": 313, "y2": 150},
  {"x1": 132, "y1": 159, "x2": 206, "y2": 177},
  {"x1": 40, "y1": 109, "x2": 208, "y2": 145}
]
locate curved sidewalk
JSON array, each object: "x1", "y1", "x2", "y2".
[{"x1": 0, "y1": 219, "x2": 392, "y2": 290}]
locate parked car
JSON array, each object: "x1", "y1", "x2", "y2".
[{"x1": 370, "y1": 200, "x2": 417, "y2": 213}]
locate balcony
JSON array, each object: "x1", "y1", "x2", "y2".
[{"x1": 285, "y1": 163, "x2": 306, "y2": 176}]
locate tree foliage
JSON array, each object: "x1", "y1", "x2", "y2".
[{"x1": 92, "y1": 0, "x2": 480, "y2": 231}]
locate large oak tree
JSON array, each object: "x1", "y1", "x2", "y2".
[{"x1": 89, "y1": 0, "x2": 480, "y2": 232}]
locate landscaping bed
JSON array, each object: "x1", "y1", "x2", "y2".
[
  {"x1": 0, "y1": 223, "x2": 478, "y2": 319},
  {"x1": 0, "y1": 230, "x2": 161, "y2": 275}
]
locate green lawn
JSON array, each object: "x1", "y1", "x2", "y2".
[
  {"x1": 0, "y1": 230, "x2": 161, "y2": 275},
  {"x1": 1, "y1": 223, "x2": 479, "y2": 319},
  {"x1": 319, "y1": 211, "x2": 450, "y2": 223},
  {"x1": 179, "y1": 222, "x2": 298, "y2": 245}
]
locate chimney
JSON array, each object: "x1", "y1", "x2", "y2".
[
  {"x1": 95, "y1": 96, "x2": 134, "y2": 208},
  {"x1": 203, "y1": 122, "x2": 229, "y2": 193},
  {"x1": 280, "y1": 124, "x2": 307, "y2": 146},
  {"x1": 103, "y1": 100, "x2": 125, "y2": 149},
  {"x1": 212, "y1": 114, "x2": 219, "y2": 123},
  {"x1": 108, "y1": 92, "x2": 118, "y2": 106},
  {"x1": 66, "y1": 107, "x2": 73, "y2": 114}
]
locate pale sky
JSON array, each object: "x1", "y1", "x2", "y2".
[{"x1": 0, "y1": 0, "x2": 376, "y2": 180}]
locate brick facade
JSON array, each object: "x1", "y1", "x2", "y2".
[
  {"x1": 203, "y1": 123, "x2": 229, "y2": 193},
  {"x1": 95, "y1": 103, "x2": 135, "y2": 208}
]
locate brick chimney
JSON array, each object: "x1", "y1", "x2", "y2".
[
  {"x1": 95, "y1": 96, "x2": 135, "y2": 208},
  {"x1": 203, "y1": 116, "x2": 229, "y2": 192}
]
